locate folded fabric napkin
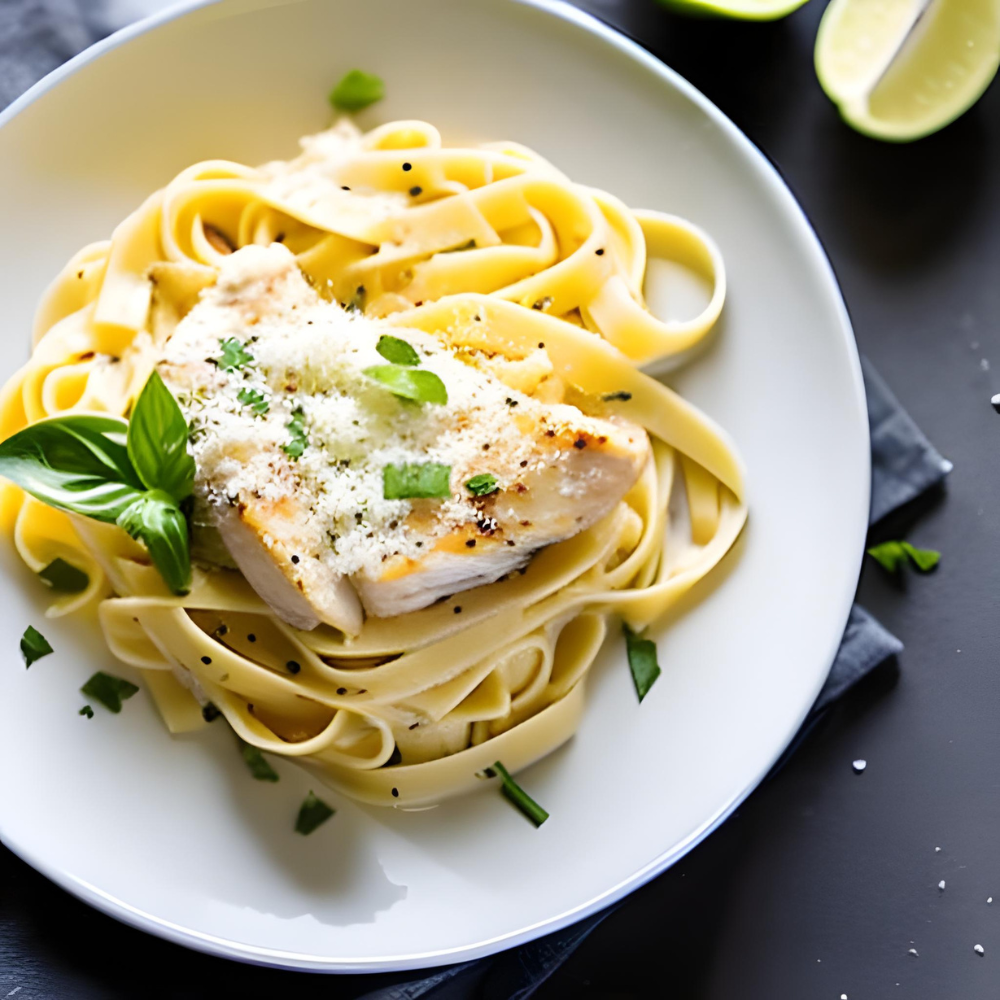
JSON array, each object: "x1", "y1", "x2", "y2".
[{"x1": 0, "y1": 7, "x2": 952, "y2": 998}]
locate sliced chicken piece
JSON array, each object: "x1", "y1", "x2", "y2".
[
  {"x1": 157, "y1": 243, "x2": 651, "y2": 633},
  {"x1": 215, "y1": 500, "x2": 363, "y2": 634},
  {"x1": 355, "y1": 417, "x2": 648, "y2": 617}
]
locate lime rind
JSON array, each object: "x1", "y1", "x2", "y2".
[
  {"x1": 657, "y1": 0, "x2": 811, "y2": 22},
  {"x1": 816, "y1": 0, "x2": 1000, "y2": 141}
]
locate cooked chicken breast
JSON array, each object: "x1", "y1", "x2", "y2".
[{"x1": 158, "y1": 244, "x2": 649, "y2": 634}]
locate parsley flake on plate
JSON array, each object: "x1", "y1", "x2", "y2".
[
  {"x1": 20, "y1": 625, "x2": 52, "y2": 667},
  {"x1": 623, "y1": 622, "x2": 661, "y2": 702},
  {"x1": 295, "y1": 790, "x2": 335, "y2": 834},
  {"x1": 81, "y1": 671, "x2": 139, "y2": 713}
]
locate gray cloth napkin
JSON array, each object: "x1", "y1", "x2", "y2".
[{"x1": 0, "y1": 6, "x2": 952, "y2": 998}]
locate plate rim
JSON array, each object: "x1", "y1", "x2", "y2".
[{"x1": 0, "y1": 0, "x2": 871, "y2": 973}]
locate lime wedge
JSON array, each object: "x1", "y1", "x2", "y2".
[
  {"x1": 656, "y1": 0, "x2": 810, "y2": 21},
  {"x1": 816, "y1": 0, "x2": 1000, "y2": 141}
]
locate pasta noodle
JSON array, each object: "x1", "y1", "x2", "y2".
[{"x1": 0, "y1": 119, "x2": 745, "y2": 807}]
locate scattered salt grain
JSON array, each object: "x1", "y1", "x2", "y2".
[
  {"x1": 975, "y1": 944, "x2": 985, "y2": 956},
  {"x1": 935, "y1": 846, "x2": 942, "y2": 852},
  {"x1": 852, "y1": 759, "x2": 867, "y2": 774},
  {"x1": 908, "y1": 948, "x2": 919, "y2": 957},
  {"x1": 939, "y1": 880, "x2": 947, "y2": 891}
]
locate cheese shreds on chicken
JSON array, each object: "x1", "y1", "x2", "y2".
[{"x1": 158, "y1": 244, "x2": 650, "y2": 634}]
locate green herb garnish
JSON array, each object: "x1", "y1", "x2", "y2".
[
  {"x1": 38, "y1": 557, "x2": 89, "y2": 593},
  {"x1": 237, "y1": 386, "x2": 270, "y2": 415},
  {"x1": 867, "y1": 540, "x2": 941, "y2": 573},
  {"x1": 202, "y1": 702, "x2": 221, "y2": 723},
  {"x1": 116, "y1": 490, "x2": 191, "y2": 596},
  {"x1": 282, "y1": 407, "x2": 309, "y2": 458},
  {"x1": 81, "y1": 671, "x2": 139, "y2": 713},
  {"x1": 623, "y1": 622, "x2": 661, "y2": 702},
  {"x1": 127, "y1": 371, "x2": 196, "y2": 503},
  {"x1": 0, "y1": 373, "x2": 194, "y2": 594},
  {"x1": 492, "y1": 761, "x2": 549, "y2": 827},
  {"x1": 238, "y1": 738, "x2": 279, "y2": 782},
  {"x1": 79, "y1": 705, "x2": 94, "y2": 719},
  {"x1": 363, "y1": 366, "x2": 447, "y2": 405},
  {"x1": 383, "y1": 462, "x2": 452, "y2": 500},
  {"x1": 295, "y1": 790, "x2": 335, "y2": 835},
  {"x1": 329, "y1": 70, "x2": 385, "y2": 112},
  {"x1": 442, "y1": 239, "x2": 477, "y2": 253},
  {"x1": 217, "y1": 337, "x2": 254, "y2": 372},
  {"x1": 465, "y1": 473, "x2": 499, "y2": 497},
  {"x1": 20, "y1": 625, "x2": 52, "y2": 667},
  {"x1": 376, "y1": 335, "x2": 420, "y2": 366},
  {"x1": 602, "y1": 391, "x2": 633, "y2": 402}
]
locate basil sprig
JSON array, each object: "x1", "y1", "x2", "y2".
[
  {"x1": 364, "y1": 365, "x2": 448, "y2": 405},
  {"x1": 0, "y1": 371, "x2": 194, "y2": 594}
]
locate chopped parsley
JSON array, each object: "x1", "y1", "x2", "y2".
[
  {"x1": 282, "y1": 407, "x2": 309, "y2": 458},
  {"x1": 38, "y1": 557, "x2": 89, "y2": 594},
  {"x1": 79, "y1": 705, "x2": 94, "y2": 719},
  {"x1": 81, "y1": 671, "x2": 139, "y2": 713},
  {"x1": 20, "y1": 625, "x2": 52, "y2": 667},
  {"x1": 492, "y1": 761, "x2": 549, "y2": 827},
  {"x1": 238, "y1": 738, "x2": 279, "y2": 782},
  {"x1": 867, "y1": 540, "x2": 941, "y2": 573},
  {"x1": 295, "y1": 790, "x2": 335, "y2": 834},
  {"x1": 602, "y1": 391, "x2": 632, "y2": 402},
  {"x1": 363, "y1": 365, "x2": 448, "y2": 405},
  {"x1": 217, "y1": 337, "x2": 253, "y2": 372},
  {"x1": 465, "y1": 473, "x2": 499, "y2": 497},
  {"x1": 237, "y1": 386, "x2": 270, "y2": 415},
  {"x1": 329, "y1": 70, "x2": 385, "y2": 112},
  {"x1": 201, "y1": 703, "x2": 221, "y2": 723},
  {"x1": 383, "y1": 462, "x2": 452, "y2": 500},
  {"x1": 376, "y1": 335, "x2": 420, "y2": 366},
  {"x1": 623, "y1": 623, "x2": 661, "y2": 702}
]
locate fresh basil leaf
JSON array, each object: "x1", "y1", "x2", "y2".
[
  {"x1": 329, "y1": 70, "x2": 384, "y2": 112},
  {"x1": 602, "y1": 391, "x2": 632, "y2": 402},
  {"x1": 201, "y1": 702, "x2": 221, "y2": 723},
  {"x1": 295, "y1": 790, "x2": 335, "y2": 834},
  {"x1": 383, "y1": 462, "x2": 451, "y2": 499},
  {"x1": 20, "y1": 625, "x2": 52, "y2": 667},
  {"x1": 282, "y1": 407, "x2": 309, "y2": 458},
  {"x1": 465, "y1": 473, "x2": 499, "y2": 497},
  {"x1": 237, "y1": 387, "x2": 270, "y2": 415},
  {"x1": 117, "y1": 490, "x2": 191, "y2": 595},
  {"x1": 0, "y1": 415, "x2": 143, "y2": 522},
  {"x1": 217, "y1": 337, "x2": 253, "y2": 372},
  {"x1": 38, "y1": 557, "x2": 89, "y2": 593},
  {"x1": 492, "y1": 761, "x2": 548, "y2": 827},
  {"x1": 623, "y1": 623, "x2": 660, "y2": 702},
  {"x1": 376, "y1": 335, "x2": 420, "y2": 366},
  {"x1": 79, "y1": 705, "x2": 94, "y2": 718},
  {"x1": 363, "y1": 366, "x2": 448, "y2": 405},
  {"x1": 867, "y1": 540, "x2": 940, "y2": 574},
  {"x1": 441, "y1": 239, "x2": 477, "y2": 253},
  {"x1": 238, "y1": 738, "x2": 279, "y2": 782},
  {"x1": 127, "y1": 371, "x2": 195, "y2": 503},
  {"x1": 81, "y1": 670, "x2": 139, "y2": 713}
]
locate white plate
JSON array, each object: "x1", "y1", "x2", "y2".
[{"x1": 0, "y1": 0, "x2": 869, "y2": 973}]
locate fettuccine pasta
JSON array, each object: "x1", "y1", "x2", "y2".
[{"x1": 0, "y1": 118, "x2": 745, "y2": 808}]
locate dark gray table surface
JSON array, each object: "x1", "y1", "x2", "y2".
[{"x1": 3, "y1": 1, "x2": 999, "y2": 996}]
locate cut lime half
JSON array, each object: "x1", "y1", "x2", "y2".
[
  {"x1": 816, "y1": 0, "x2": 1000, "y2": 141},
  {"x1": 656, "y1": 0, "x2": 811, "y2": 22}
]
